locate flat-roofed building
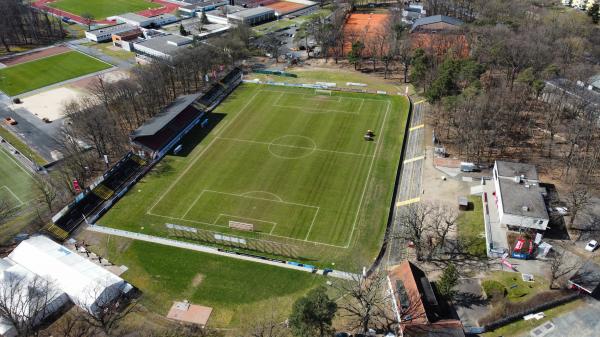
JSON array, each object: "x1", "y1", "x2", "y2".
[
  {"x1": 108, "y1": 13, "x2": 155, "y2": 27},
  {"x1": 492, "y1": 161, "x2": 549, "y2": 231},
  {"x1": 133, "y1": 34, "x2": 193, "y2": 61},
  {"x1": 149, "y1": 13, "x2": 179, "y2": 26},
  {"x1": 227, "y1": 6, "x2": 275, "y2": 25},
  {"x1": 85, "y1": 23, "x2": 137, "y2": 42}
]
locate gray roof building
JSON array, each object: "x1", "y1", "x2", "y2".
[
  {"x1": 496, "y1": 161, "x2": 540, "y2": 181},
  {"x1": 133, "y1": 34, "x2": 193, "y2": 60},
  {"x1": 411, "y1": 15, "x2": 463, "y2": 32},
  {"x1": 497, "y1": 179, "x2": 548, "y2": 221},
  {"x1": 131, "y1": 93, "x2": 202, "y2": 138}
]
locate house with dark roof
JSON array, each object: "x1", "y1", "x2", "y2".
[
  {"x1": 388, "y1": 261, "x2": 465, "y2": 337},
  {"x1": 492, "y1": 161, "x2": 549, "y2": 231},
  {"x1": 568, "y1": 261, "x2": 600, "y2": 298},
  {"x1": 409, "y1": 15, "x2": 469, "y2": 58}
]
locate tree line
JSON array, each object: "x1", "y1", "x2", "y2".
[{"x1": 0, "y1": 0, "x2": 67, "y2": 52}]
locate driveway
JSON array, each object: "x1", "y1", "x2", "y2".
[{"x1": 454, "y1": 277, "x2": 490, "y2": 329}]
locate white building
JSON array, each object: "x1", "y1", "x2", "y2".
[
  {"x1": 6, "y1": 236, "x2": 131, "y2": 315},
  {"x1": 85, "y1": 23, "x2": 137, "y2": 42},
  {"x1": 227, "y1": 6, "x2": 275, "y2": 25},
  {"x1": 108, "y1": 13, "x2": 155, "y2": 27},
  {"x1": 0, "y1": 259, "x2": 69, "y2": 337},
  {"x1": 492, "y1": 161, "x2": 549, "y2": 231},
  {"x1": 149, "y1": 13, "x2": 179, "y2": 26},
  {"x1": 133, "y1": 34, "x2": 193, "y2": 61}
]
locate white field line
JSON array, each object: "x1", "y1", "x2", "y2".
[
  {"x1": 147, "y1": 90, "x2": 261, "y2": 214},
  {"x1": 1, "y1": 185, "x2": 24, "y2": 206},
  {"x1": 344, "y1": 100, "x2": 391, "y2": 248},
  {"x1": 217, "y1": 136, "x2": 373, "y2": 158},
  {"x1": 181, "y1": 189, "x2": 207, "y2": 219},
  {"x1": 0, "y1": 146, "x2": 34, "y2": 178},
  {"x1": 259, "y1": 89, "x2": 384, "y2": 102},
  {"x1": 304, "y1": 207, "x2": 320, "y2": 241},
  {"x1": 241, "y1": 190, "x2": 283, "y2": 202},
  {"x1": 202, "y1": 189, "x2": 319, "y2": 209},
  {"x1": 272, "y1": 103, "x2": 360, "y2": 115}
]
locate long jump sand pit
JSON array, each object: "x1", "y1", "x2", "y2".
[
  {"x1": 20, "y1": 86, "x2": 87, "y2": 122},
  {"x1": 343, "y1": 13, "x2": 389, "y2": 55}
]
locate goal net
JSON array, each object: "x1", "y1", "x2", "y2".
[
  {"x1": 229, "y1": 221, "x2": 254, "y2": 231},
  {"x1": 315, "y1": 89, "x2": 332, "y2": 96}
]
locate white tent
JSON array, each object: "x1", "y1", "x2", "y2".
[
  {"x1": 0, "y1": 258, "x2": 68, "y2": 337},
  {"x1": 7, "y1": 236, "x2": 128, "y2": 315}
]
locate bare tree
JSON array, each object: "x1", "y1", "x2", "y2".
[
  {"x1": 0, "y1": 274, "x2": 65, "y2": 337},
  {"x1": 334, "y1": 270, "x2": 393, "y2": 334},
  {"x1": 33, "y1": 174, "x2": 60, "y2": 213},
  {"x1": 243, "y1": 308, "x2": 292, "y2": 337},
  {"x1": 564, "y1": 180, "x2": 592, "y2": 229},
  {"x1": 77, "y1": 286, "x2": 138, "y2": 337},
  {"x1": 548, "y1": 250, "x2": 579, "y2": 289}
]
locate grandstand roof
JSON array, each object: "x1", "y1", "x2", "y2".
[
  {"x1": 132, "y1": 93, "x2": 202, "y2": 138},
  {"x1": 7, "y1": 236, "x2": 126, "y2": 312}
]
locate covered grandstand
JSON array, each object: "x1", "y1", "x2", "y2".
[{"x1": 45, "y1": 68, "x2": 243, "y2": 240}]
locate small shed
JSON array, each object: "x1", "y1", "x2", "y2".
[{"x1": 458, "y1": 196, "x2": 469, "y2": 210}]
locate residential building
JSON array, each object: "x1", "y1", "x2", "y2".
[
  {"x1": 133, "y1": 34, "x2": 193, "y2": 61},
  {"x1": 85, "y1": 23, "x2": 137, "y2": 42},
  {"x1": 227, "y1": 6, "x2": 275, "y2": 25},
  {"x1": 542, "y1": 78, "x2": 600, "y2": 115},
  {"x1": 492, "y1": 161, "x2": 549, "y2": 231},
  {"x1": 388, "y1": 261, "x2": 465, "y2": 337}
]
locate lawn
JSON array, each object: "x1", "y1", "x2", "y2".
[
  {"x1": 482, "y1": 299, "x2": 584, "y2": 337},
  {"x1": 99, "y1": 84, "x2": 408, "y2": 269},
  {"x1": 49, "y1": 0, "x2": 162, "y2": 19},
  {"x1": 100, "y1": 237, "x2": 326, "y2": 327},
  {"x1": 249, "y1": 67, "x2": 415, "y2": 95},
  {"x1": 482, "y1": 271, "x2": 549, "y2": 303},
  {"x1": 457, "y1": 195, "x2": 487, "y2": 257},
  {"x1": 0, "y1": 51, "x2": 111, "y2": 96},
  {"x1": 0, "y1": 144, "x2": 36, "y2": 212}
]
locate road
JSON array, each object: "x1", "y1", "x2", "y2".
[{"x1": 386, "y1": 99, "x2": 426, "y2": 267}]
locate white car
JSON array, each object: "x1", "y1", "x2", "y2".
[
  {"x1": 585, "y1": 240, "x2": 598, "y2": 252},
  {"x1": 555, "y1": 207, "x2": 569, "y2": 215}
]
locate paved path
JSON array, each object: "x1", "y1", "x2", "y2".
[
  {"x1": 386, "y1": 99, "x2": 426, "y2": 266},
  {"x1": 86, "y1": 225, "x2": 358, "y2": 280},
  {"x1": 520, "y1": 298, "x2": 600, "y2": 337}
]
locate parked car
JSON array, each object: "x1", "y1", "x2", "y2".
[
  {"x1": 585, "y1": 240, "x2": 598, "y2": 252},
  {"x1": 555, "y1": 207, "x2": 569, "y2": 215},
  {"x1": 4, "y1": 117, "x2": 17, "y2": 125}
]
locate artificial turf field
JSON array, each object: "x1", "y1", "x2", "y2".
[
  {"x1": 48, "y1": 0, "x2": 161, "y2": 19},
  {"x1": 0, "y1": 146, "x2": 36, "y2": 212},
  {"x1": 0, "y1": 51, "x2": 111, "y2": 96},
  {"x1": 100, "y1": 84, "x2": 408, "y2": 267}
]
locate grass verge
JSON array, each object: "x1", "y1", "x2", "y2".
[{"x1": 457, "y1": 195, "x2": 487, "y2": 257}]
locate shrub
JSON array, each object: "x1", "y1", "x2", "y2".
[{"x1": 482, "y1": 280, "x2": 506, "y2": 300}]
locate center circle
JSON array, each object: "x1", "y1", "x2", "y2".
[{"x1": 268, "y1": 135, "x2": 316, "y2": 159}]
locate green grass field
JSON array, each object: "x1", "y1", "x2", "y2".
[
  {"x1": 0, "y1": 146, "x2": 36, "y2": 212},
  {"x1": 100, "y1": 84, "x2": 408, "y2": 268},
  {"x1": 0, "y1": 51, "x2": 111, "y2": 96},
  {"x1": 49, "y1": 0, "x2": 162, "y2": 19},
  {"x1": 97, "y1": 237, "x2": 325, "y2": 327}
]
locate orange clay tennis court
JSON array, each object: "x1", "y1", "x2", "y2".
[
  {"x1": 265, "y1": 1, "x2": 307, "y2": 14},
  {"x1": 343, "y1": 13, "x2": 389, "y2": 55}
]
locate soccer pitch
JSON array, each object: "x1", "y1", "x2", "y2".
[
  {"x1": 100, "y1": 84, "x2": 409, "y2": 266},
  {"x1": 49, "y1": 0, "x2": 162, "y2": 19},
  {"x1": 0, "y1": 146, "x2": 36, "y2": 212},
  {"x1": 0, "y1": 51, "x2": 112, "y2": 96}
]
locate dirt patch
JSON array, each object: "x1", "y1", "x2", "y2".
[
  {"x1": 20, "y1": 86, "x2": 88, "y2": 121},
  {"x1": 191, "y1": 273, "x2": 205, "y2": 287},
  {"x1": 0, "y1": 46, "x2": 71, "y2": 67},
  {"x1": 342, "y1": 13, "x2": 389, "y2": 56}
]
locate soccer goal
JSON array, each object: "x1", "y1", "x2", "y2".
[{"x1": 315, "y1": 89, "x2": 332, "y2": 96}]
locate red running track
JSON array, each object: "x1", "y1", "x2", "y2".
[{"x1": 31, "y1": 0, "x2": 179, "y2": 25}]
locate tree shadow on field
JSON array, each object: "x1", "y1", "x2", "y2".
[{"x1": 171, "y1": 112, "x2": 226, "y2": 158}]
